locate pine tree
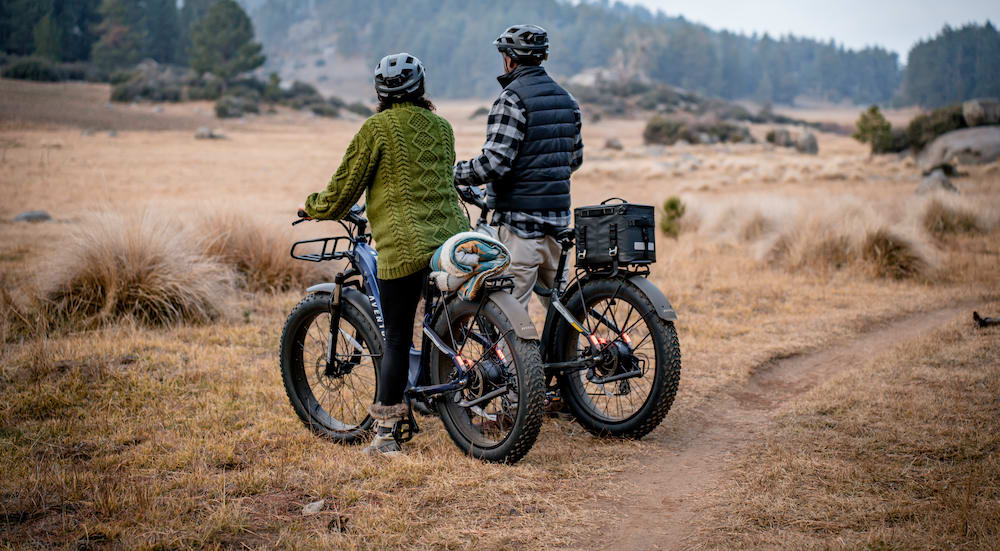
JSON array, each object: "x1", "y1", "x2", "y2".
[
  {"x1": 176, "y1": 0, "x2": 216, "y2": 66},
  {"x1": 32, "y1": 12, "x2": 62, "y2": 60},
  {"x1": 145, "y1": 0, "x2": 179, "y2": 63},
  {"x1": 190, "y1": 0, "x2": 265, "y2": 81},
  {"x1": 91, "y1": 0, "x2": 146, "y2": 71}
]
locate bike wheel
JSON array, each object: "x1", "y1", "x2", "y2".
[
  {"x1": 280, "y1": 292, "x2": 382, "y2": 443},
  {"x1": 554, "y1": 278, "x2": 681, "y2": 439},
  {"x1": 430, "y1": 297, "x2": 544, "y2": 464}
]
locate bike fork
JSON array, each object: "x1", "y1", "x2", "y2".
[{"x1": 325, "y1": 271, "x2": 347, "y2": 365}]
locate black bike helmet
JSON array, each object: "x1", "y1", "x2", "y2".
[
  {"x1": 494, "y1": 24, "x2": 549, "y2": 63},
  {"x1": 373, "y1": 53, "x2": 425, "y2": 100}
]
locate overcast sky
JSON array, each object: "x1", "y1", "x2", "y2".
[{"x1": 627, "y1": 0, "x2": 999, "y2": 59}]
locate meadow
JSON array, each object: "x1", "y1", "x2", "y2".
[{"x1": 1, "y1": 77, "x2": 998, "y2": 550}]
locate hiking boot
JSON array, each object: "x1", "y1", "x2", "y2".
[{"x1": 363, "y1": 403, "x2": 409, "y2": 457}]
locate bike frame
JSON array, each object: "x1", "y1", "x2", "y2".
[
  {"x1": 459, "y1": 185, "x2": 652, "y2": 385},
  {"x1": 291, "y1": 209, "x2": 520, "y2": 436}
]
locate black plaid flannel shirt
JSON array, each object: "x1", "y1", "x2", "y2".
[{"x1": 455, "y1": 89, "x2": 583, "y2": 239}]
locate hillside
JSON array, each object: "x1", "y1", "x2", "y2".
[{"x1": 242, "y1": 0, "x2": 901, "y2": 103}]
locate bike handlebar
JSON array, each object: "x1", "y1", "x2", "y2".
[{"x1": 291, "y1": 204, "x2": 368, "y2": 228}]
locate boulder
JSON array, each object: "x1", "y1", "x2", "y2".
[
  {"x1": 195, "y1": 127, "x2": 224, "y2": 140},
  {"x1": 962, "y1": 98, "x2": 1000, "y2": 127},
  {"x1": 14, "y1": 210, "x2": 52, "y2": 223},
  {"x1": 918, "y1": 126, "x2": 1000, "y2": 172},
  {"x1": 915, "y1": 168, "x2": 959, "y2": 194},
  {"x1": 766, "y1": 128, "x2": 793, "y2": 147},
  {"x1": 604, "y1": 137, "x2": 623, "y2": 150},
  {"x1": 795, "y1": 132, "x2": 819, "y2": 154}
]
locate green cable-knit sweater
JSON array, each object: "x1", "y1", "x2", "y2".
[{"x1": 304, "y1": 102, "x2": 469, "y2": 280}]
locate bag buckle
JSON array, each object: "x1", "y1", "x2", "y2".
[{"x1": 609, "y1": 246, "x2": 618, "y2": 257}]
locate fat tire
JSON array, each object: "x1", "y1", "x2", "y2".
[
  {"x1": 280, "y1": 292, "x2": 382, "y2": 444},
  {"x1": 554, "y1": 278, "x2": 681, "y2": 439},
  {"x1": 431, "y1": 298, "x2": 545, "y2": 464}
]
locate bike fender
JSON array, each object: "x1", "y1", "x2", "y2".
[
  {"x1": 305, "y1": 284, "x2": 377, "y2": 325},
  {"x1": 488, "y1": 291, "x2": 540, "y2": 340},
  {"x1": 627, "y1": 275, "x2": 678, "y2": 321}
]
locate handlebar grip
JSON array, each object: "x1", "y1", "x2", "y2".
[{"x1": 297, "y1": 209, "x2": 310, "y2": 218}]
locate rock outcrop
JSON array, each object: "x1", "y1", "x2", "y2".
[
  {"x1": 919, "y1": 126, "x2": 1000, "y2": 172},
  {"x1": 962, "y1": 98, "x2": 1000, "y2": 127}
]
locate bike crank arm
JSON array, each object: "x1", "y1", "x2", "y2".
[
  {"x1": 545, "y1": 358, "x2": 593, "y2": 373},
  {"x1": 406, "y1": 381, "x2": 465, "y2": 400}
]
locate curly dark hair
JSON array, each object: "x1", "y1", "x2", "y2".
[{"x1": 376, "y1": 84, "x2": 435, "y2": 113}]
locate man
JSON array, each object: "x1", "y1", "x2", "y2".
[{"x1": 455, "y1": 24, "x2": 583, "y2": 311}]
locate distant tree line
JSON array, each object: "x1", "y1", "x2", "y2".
[
  {"x1": 901, "y1": 22, "x2": 1000, "y2": 108},
  {"x1": 0, "y1": 0, "x2": 263, "y2": 80},
  {"x1": 248, "y1": 0, "x2": 902, "y2": 104}
]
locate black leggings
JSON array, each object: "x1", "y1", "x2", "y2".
[{"x1": 375, "y1": 267, "x2": 429, "y2": 406}]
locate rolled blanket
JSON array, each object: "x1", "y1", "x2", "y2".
[{"x1": 429, "y1": 231, "x2": 510, "y2": 301}]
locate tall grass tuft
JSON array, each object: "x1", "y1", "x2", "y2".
[
  {"x1": 197, "y1": 212, "x2": 322, "y2": 293},
  {"x1": 920, "y1": 196, "x2": 984, "y2": 236},
  {"x1": 862, "y1": 228, "x2": 932, "y2": 280},
  {"x1": 682, "y1": 195, "x2": 938, "y2": 279},
  {"x1": 41, "y1": 211, "x2": 234, "y2": 327}
]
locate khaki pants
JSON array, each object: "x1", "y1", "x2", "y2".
[{"x1": 498, "y1": 225, "x2": 563, "y2": 311}]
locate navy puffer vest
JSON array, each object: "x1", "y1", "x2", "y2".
[{"x1": 487, "y1": 65, "x2": 577, "y2": 212}]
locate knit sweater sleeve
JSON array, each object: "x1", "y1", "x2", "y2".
[{"x1": 304, "y1": 119, "x2": 380, "y2": 219}]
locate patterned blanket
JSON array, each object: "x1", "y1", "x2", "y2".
[{"x1": 429, "y1": 231, "x2": 511, "y2": 301}]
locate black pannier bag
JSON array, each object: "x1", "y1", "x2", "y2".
[{"x1": 575, "y1": 198, "x2": 655, "y2": 267}]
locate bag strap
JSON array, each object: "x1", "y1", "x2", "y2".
[
  {"x1": 577, "y1": 226, "x2": 587, "y2": 260},
  {"x1": 600, "y1": 197, "x2": 628, "y2": 205},
  {"x1": 609, "y1": 223, "x2": 618, "y2": 259}
]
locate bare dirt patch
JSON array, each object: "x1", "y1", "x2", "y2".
[{"x1": 590, "y1": 301, "x2": 983, "y2": 550}]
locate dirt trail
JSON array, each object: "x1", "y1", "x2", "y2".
[{"x1": 593, "y1": 303, "x2": 975, "y2": 551}]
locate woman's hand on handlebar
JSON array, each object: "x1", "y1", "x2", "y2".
[{"x1": 293, "y1": 205, "x2": 312, "y2": 226}]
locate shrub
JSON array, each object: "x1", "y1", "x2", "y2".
[
  {"x1": 110, "y1": 70, "x2": 136, "y2": 86},
  {"x1": 644, "y1": 115, "x2": 752, "y2": 145},
  {"x1": 327, "y1": 95, "x2": 346, "y2": 109},
  {"x1": 187, "y1": 79, "x2": 223, "y2": 101},
  {"x1": 660, "y1": 196, "x2": 686, "y2": 238},
  {"x1": 41, "y1": 212, "x2": 233, "y2": 327},
  {"x1": 215, "y1": 94, "x2": 259, "y2": 118},
  {"x1": 198, "y1": 212, "x2": 323, "y2": 293},
  {"x1": 346, "y1": 101, "x2": 373, "y2": 118},
  {"x1": 469, "y1": 106, "x2": 490, "y2": 119},
  {"x1": 907, "y1": 105, "x2": 967, "y2": 152},
  {"x1": 644, "y1": 116, "x2": 686, "y2": 145},
  {"x1": 310, "y1": 102, "x2": 339, "y2": 117},
  {"x1": 2, "y1": 57, "x2": 61, "y2": 82},
  {"x1": 287, "y1": 80, "x2": 319, "y2": 99},
  {"x1": 853, "y1": 105, "x2": 895, "y2": 154}
]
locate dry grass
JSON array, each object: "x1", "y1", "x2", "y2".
[
  {"x1": 40, "y1": 210, "x2": 234, "y2": 327},
  {"x1": 919, "y1": 194, "x2": 990, "y2": 236},
  {"x1": 197, "y1": 211, "x2": 325, "y2": 293},
  {"x1": 696, "y1": 305, "x2": 1000, "y2": 550},
  {"x1": 681, "y1": 194, "x2": 939, "y2": 279},
  {"x1": 1, "y1": 82, "x2": 998, "y2": 549}
]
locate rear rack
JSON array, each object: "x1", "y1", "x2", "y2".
[
  {"x1": 290, "y1": 236, "x2": 352, "y2": 262},
  {"x1": 483, "y1": 275, "x2": 515, "y2": 291}
]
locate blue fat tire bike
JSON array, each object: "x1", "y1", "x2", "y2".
[{"x1": 280, "y1": 205, "x2": 545, "y2": 464}]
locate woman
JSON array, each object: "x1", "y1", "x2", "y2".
[{"x1": 301, "y1": 53, "x2": 468, "y2": 455}]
